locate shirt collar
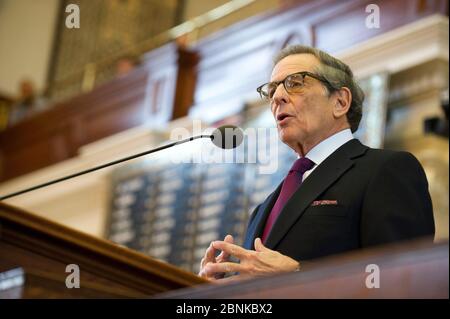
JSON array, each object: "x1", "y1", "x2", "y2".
[{"x1": 302, "y1": 129, "x2": 354, "y2": 166}]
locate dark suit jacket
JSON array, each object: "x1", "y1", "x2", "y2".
[{"x1": 243, "y1": 139, "x2": 435, "y2": 261}]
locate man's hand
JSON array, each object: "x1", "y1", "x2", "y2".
[
  {"x1": 202, "y1": 237, "x2": 300, "y2": 282},
  {"x1": 198, "y1": 234, "x2": 234, "y2": 280}
]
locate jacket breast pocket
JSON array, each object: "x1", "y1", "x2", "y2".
[{"x1": 303, "y1": 204, "x2": 348, "y2": 217}]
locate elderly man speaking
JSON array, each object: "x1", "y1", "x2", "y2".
[{"x1": 199, "y1": 45, "x2": 435, "y2": 281}]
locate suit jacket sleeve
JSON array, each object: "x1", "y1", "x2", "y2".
[{"x1": 360, "y1": 151, "x2": 435, "y2": 247}]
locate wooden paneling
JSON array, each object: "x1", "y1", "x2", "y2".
[
  {"x1": 173, "y1": 47, "x2": 200, "y2": 119},
  {"x1": 0, "y1": 45, "x2": 198, "y2": 182},
  {"x1": 188, "y1": 0, "x2": 448, "y2": 122},
  {"x1": 311, "y1": 0, "x2": 442, "y2": 52},
  {"x1": 0, "y1": 202, "x2": 206, "y2": 298}
]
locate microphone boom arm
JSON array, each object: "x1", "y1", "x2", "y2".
[{"x1": 0, "y1": 135, "x2": 212, "y2": 201}]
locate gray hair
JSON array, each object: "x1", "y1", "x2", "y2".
[{"x1": 274, "y1": 45, "x2": 364, "y2": 133}]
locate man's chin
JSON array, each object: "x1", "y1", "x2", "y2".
[
  {"x1": 278, "y1": 129, "x2": 305, "y2": 149},
  {"x1": 278, "y1": 130, "x2": 295, "y2": 145}
]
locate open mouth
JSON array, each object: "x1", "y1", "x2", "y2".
[{"x1": 277, "y1": 113, "x2": 292, "y2": 122}]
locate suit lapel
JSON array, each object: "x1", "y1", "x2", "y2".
[
  {"x1": 243, "y1": 183, "x2": 281, "y2": 249},
  {"x1": 264, "y1": 139, "x2": 368, "y2": 249}
]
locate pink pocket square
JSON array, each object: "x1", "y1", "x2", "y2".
[{"x1": 311, "y1": 200, "x2": 338, "y2": 206}]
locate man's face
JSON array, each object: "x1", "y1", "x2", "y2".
[{"x1": 270, "y1": 54, "x2": 337, "y2": 152}]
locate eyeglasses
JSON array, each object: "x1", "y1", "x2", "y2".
[{"x1": 256, "y1": 71, "x2": 335, "y2": 101}]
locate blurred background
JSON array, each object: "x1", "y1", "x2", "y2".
[{"x1": 0, "y1": 0, "x2": 448, "y2": 274}]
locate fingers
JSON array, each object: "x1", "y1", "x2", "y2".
[
  {"x1": 212, "y1": 240, "x2": 249, "y2": 259},
  {"x1": 205, "y1": 243, "x2": 216, "y2": 262},
  {"x1": 216, "y1": 234, "x2": 234, "y2": 263},
  {"x1": 198, "y1": 266, "x2": 219, "y2": 280},
  {"x1": 199, "y1": 261, "x2": 224, "y2": 280},
  {"x1": 224, "y1": 234, "x2": 234, "y2": 243},
  {"x1": 203, "y1": 261, "x2": 243, "y2": 277},
  {"x1": 199, "y1": 243, "x2": 216, "y2": 275},
  {"x1": 254, "y1": 238, "x2": 270, "y2": 252},
  {"x1": 199, "y1": 235, "x2": 237, "y2": 279}
]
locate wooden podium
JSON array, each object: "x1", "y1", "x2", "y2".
[
  {"x1": 157, "y1": 238, "x2": 448, "y2": 299},
  {"x1": 0, "y1": 202, "x2": 207, "y2": 298},
  {"x1": 0, "y1": 202, "x2": 448, "y2": 299}
]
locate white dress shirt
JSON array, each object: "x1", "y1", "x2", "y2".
[{"x1": 301, "y1": 129, "x2": 354, "y2": 182}]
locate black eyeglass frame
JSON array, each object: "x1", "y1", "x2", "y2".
[{"x1": 256, "y1": 71, "x2": 337, "y2": 101}]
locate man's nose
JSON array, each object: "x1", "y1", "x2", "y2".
[{"x1": 272, "y1": 83, "x2": 289, "y2": 105}]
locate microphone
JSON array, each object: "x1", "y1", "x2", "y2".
[
  {"x1": 0, "y1": 125, "x2": 243, "y2": 201},
  {"x1": 211, "y1": 124, "x2": 244, "y2": 149}
]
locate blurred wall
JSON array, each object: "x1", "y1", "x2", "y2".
[
  {"x1": 183, "y1": 0, "x2": 230, "y2": 20},
  {"x1": 0, "y1": 0, "x2": 59, "y2": 96},
  {"x1": 182, "y1": 0, "x2": 279, "y2": 40}
]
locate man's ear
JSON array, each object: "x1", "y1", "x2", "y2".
[{"x1": 333, "y1": 87, "x2": 352, "y2": 119}]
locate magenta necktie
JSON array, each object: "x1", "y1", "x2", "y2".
[{"x1": 261, "y1": 157, "x2": 315, "y2": 243}]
